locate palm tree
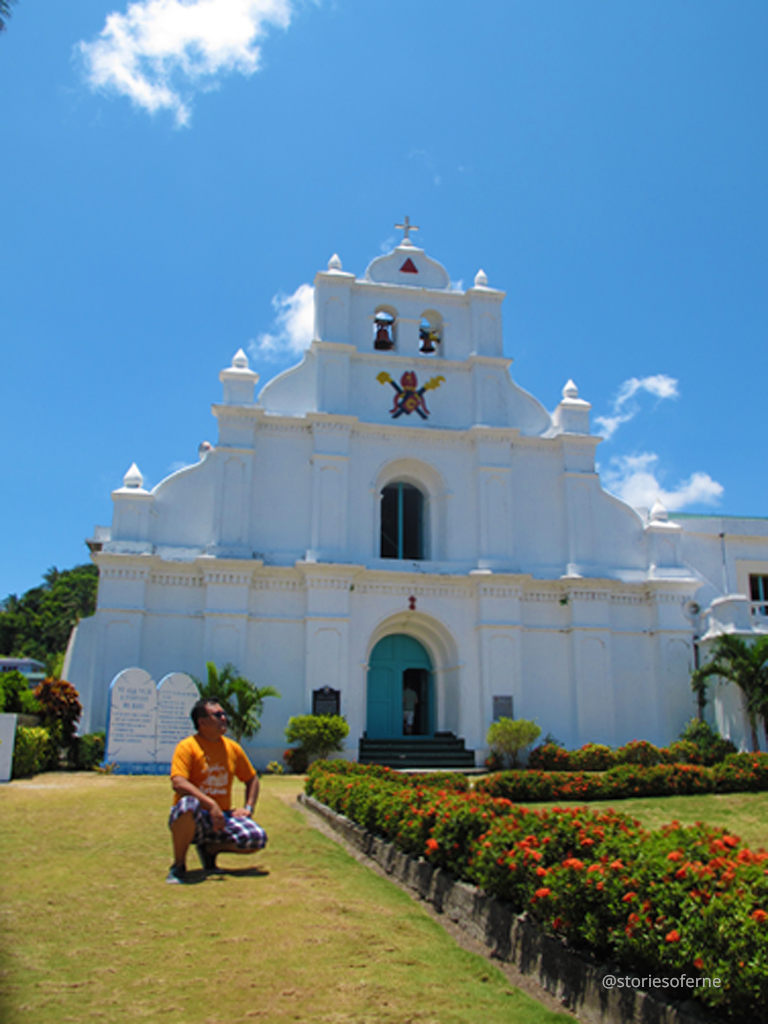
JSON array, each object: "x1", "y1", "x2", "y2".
[
  {"x1": 691, "y1": 635, "x2": 768, "y2": 752},
  {"x1": 0, "y1": 0, "x2": 17, "y2": 33},
  {"x1": 192, "y1": 661, "x2": 280, "y2": 743}
]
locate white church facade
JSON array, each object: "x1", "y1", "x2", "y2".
[{"x1": 65, "y1": 228, "x2": 768, "y2": 765}]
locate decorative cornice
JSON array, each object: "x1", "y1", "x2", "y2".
[
  {"x1": 149, "y1": 573, "x2": 204, "y2": 588},
  {"x1": 100, "y1": 567, "x2": 151, "y2": 582},
  {"x1": 202, "y1": 571, "x2": 253, "y2": 586}
]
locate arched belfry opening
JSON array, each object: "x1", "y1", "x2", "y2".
[
  {"x1": 419, "y1": 310, "x2": 442, "y2": 354},
  {"x1": 373, "y1": 308, "x2": 396, "y2": 350},
  {"x1": 380, "y1": 482, "x2": 424, "y2": 560}
]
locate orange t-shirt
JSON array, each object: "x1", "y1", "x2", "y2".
[{"x1": 170, "y1": 734, "x2": 256, "y2": 811}]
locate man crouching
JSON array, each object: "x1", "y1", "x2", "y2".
[{"x1": 166, "y1": 698, "x2": 267, "y2": 884}]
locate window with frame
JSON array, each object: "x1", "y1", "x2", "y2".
[
  {"x1": 749, "y1": 574, "x2": 768, "y2": 616},
  {"x1": 380, "y1": 482, "x2": 424, "y2": 560}
]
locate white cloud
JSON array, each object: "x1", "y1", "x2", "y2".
[
  {"x1": 601, "y1": 452, "x2": 724, "y2": 514},
  {"x1": 595, "y1": 373, "x2": 679, "y2": 441},
  {"x1": 249, "y1": 282, "x2": 314, "y2": 359},
  {"x1": 78, "y1": 0, "x2": 296, "y2": 126}
]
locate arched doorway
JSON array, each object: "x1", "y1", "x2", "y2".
[{"x1": 366, "y1": 634, "x2": 433, "y2": 739}]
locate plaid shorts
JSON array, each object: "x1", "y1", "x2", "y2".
[{"x1": 168, "y1": 795, "x2": 267, "y2": 850}]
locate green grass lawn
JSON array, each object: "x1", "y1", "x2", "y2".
[{"x1": 0, "y1": 774, "x2": 571, "y2": 1024}]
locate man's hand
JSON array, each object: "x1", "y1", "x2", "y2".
[
  {"x1": 209, "y1": 803, "x2": 226, "y2": 832},
  {"x1": 230, "y1": 807, "x2": 250, "y2": 819}
]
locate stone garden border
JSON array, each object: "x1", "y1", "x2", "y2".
[{"x1": 299, "y1": 793, "x2": 717, "y2": 1024}]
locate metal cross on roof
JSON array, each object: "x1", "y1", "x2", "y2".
[{"x1": 395, "y1": 215, "x2": 419, "y2": 242}]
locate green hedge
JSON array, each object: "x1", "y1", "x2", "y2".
[
  {"x1": 477, "y1": 754, "x2": 768, "y2": 803},
  {"x1": 529, "y1": 728, "x2": 738, "y2": 772},
  {"x1": 306, "y1": 761, "x2": 768, "y2": 1019}
]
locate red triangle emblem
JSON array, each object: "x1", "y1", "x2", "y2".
[{"x1": 399, "y1": 258, "x2": 418, "y2": 274}]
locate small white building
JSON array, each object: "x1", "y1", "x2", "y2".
[{"x1": 65, "y1": 231, "x2": 768, "y2": 764}]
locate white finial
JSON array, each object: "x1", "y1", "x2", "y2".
[
  {"x1": 232, "y1": 348, "x2": 249, "y2": 369},
  {"x1": 474, "y1": 268, "x2": 488, "y2": 288},
  {"x1": 650, "y1": 499, "x2": 669, "y2": 522},
  {"x1": 123, "y1": 463, "x2": 144, "y2": 489},
  {"x1": 198, "y1": 441, "x2": 213, "y2": 460},
  {"x1": 328, "y1": 253, "x2": 342, "y2": 271},
  {"x1": 563, "y1": 379, "x2": 579, "y2": 400}
]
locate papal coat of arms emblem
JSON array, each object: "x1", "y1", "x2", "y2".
[{"x1": 376, "y1": 370, "x2": 445, "y2": 420}]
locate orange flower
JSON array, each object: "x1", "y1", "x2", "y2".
[
  {"x1": 425, "y1": 838, "x2": 439, "y2": 853},
  {"x1": 562, "y1": 857, "x2": 585, "y2": 871},
  {"x1": 694, "y1": 958, "x2": 704, "y2": 970},
  {"x1": 665, "y1": 930, "x2": 681, "y2": 943},
  {"x1": 609, "y1": 859, "x2": 624, "y2": 870},
  {"x1": 536, "y1": 866, "x2": 548, "y2": 877},
  {"x1": 535, "y1": 887, "x2": 552, "y2": 899},
  {"x1": 667, "y1": 850, "x2": 684, "y2": 862},
  {"x1": 751, "y1": 909, "x2": 767, "y2": 924}
]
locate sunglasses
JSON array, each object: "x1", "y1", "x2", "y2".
[{"x1": 208, "y1": 710, "x2": 227, "y2": 721}]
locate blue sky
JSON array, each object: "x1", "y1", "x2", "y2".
[{"x1": 2, "y1": 0, "x2": 767, "y2": 600}]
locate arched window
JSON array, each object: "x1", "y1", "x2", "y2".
[{"x1": 380, "y1": 483, "x2": 424, "y2": 560}]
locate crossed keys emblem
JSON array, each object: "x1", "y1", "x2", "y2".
[{"x1": 377, "y1": 370, "x2": 445, "y2": 420}]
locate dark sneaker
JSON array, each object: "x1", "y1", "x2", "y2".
[
  {"x1": 166, "y1": 863, "x2": 188, "y2": 884},
  {"x1": 195, "y1": 844, "x2": 218, "y2": 872}
]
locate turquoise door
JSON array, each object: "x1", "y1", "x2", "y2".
[{"x1": 367, "y1": 635, "x2": 433, "y2": 739}]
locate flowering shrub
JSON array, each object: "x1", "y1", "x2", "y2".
[
  {"x1": 306, "y1": 761, "x2": 768, "y2": 1018},
  {"x1": 569, "y1": 743, "x2": 617, "y2": 771},
  {"x1": 714, "y1": 753, "x2": 768, "y2": 792},
  {"x1": 615, "y1": 739, "x2": 664, "y2": 766},
  {"x1": 660, "y1": 740, "x2": 702, "y2": 765},
  {"x1": 477, "y1": 763, "x2": 721, "y2": 802},
  {"x1": 679, "y1": 718, "x2": 738, "y2": 765},
  {"x1": 528, "y1": 743, "x2": 571, "y2": 771},
  {"x1": 528, "y1": 730, "x2": 738, "y2": 774}
]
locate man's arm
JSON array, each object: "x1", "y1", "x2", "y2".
[
  {"x1": 231, "y1": 772, "x2": 260, "y2": 819},
  {"x1": 171, "y1": 774, "x2": 226, "y2": 832}
]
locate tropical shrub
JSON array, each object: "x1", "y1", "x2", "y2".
[
  {"x1": 486, "y1": 717, "x2": 541, "y2": 768},
  {"x1": 71, "y1": 731, "x2": 105, "y2": 770},
  {"x1": 285, "y1": 714, "x2": 350, "y2": 763},
  {"x1": 615, "y1": 739, "x2": 663, "y2": 766},
  {"x1": 283, "y1": 746, "x2": 309, "y2": 774},
  {"x1": 527, "y1": 743, "x2": 571, "y2": 771},
  {"x1": 679, "y1": 718, "x2": 738, "y2": 766},
  {"x1": 659, "y1": 740, "x2": 702, "y2": 765},
  {"x1": 33, "y1": 677, "x2": 82, "y2": 746},
  {"x1": 12, "y1": 726, "x2": 56, "y2": 777},
  {"x1": 569, "y1": 743, "x2": 616, "y2": 771}
]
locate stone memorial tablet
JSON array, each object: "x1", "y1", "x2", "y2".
[
  {"x1": 156, "y1": 672, "x2": 198, "y2": 763},
  {"x1": 0, "y1": 714, "x2": 17, "y2": 783},
  {"x1": 312, "y1": 687, "x2": 340, "y2": 716},
  {"x1": 106, "y1": 668, "x2": 158, "y2": 765}
]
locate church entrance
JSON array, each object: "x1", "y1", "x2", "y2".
[{"x1": 366, "y1": 635, "x2": 433, "y2": 740}]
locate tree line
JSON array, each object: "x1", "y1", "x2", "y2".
[{"x1": 0, "y1": 564, "x2": 99, "y2": 665}]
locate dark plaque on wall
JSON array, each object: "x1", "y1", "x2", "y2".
[{"x1": 313, "y1": 687, "x2": 340, "y2": 716}]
